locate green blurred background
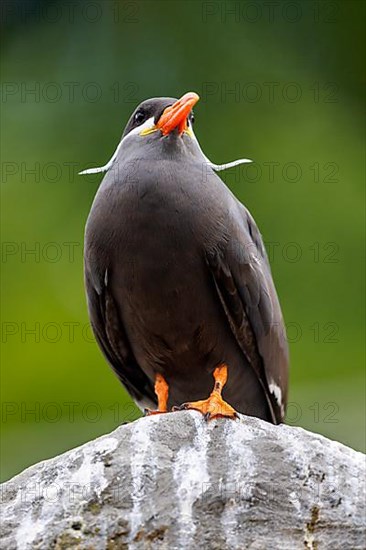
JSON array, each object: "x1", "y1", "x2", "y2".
[{"x1": 1, "y1": 0, "x2": 365, "y2": 482}]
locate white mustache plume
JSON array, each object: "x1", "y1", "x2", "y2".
[{"x1": 79, "y1": 120, "x2": 252, "y2": 176}]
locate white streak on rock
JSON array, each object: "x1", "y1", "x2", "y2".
[
  {"x1": 69, "y1": 437, "x2": 118, "y2": 500},
  {"x1": 15, "y1": 515, "x2": 46, "y2": 550},
  {"x1": 129, "y1": 419, "x2": 152, "y2": 541},
  {"x1": 220, "y1": 419, "x2": 257, "y2": 547},
  {"x1": 173, "y1": 413, "x2": 211, "y2": 548},
  {"x1": 289, "y1": 491, "x2": 302, "y2": 515},
  {"x1": 128, "y1": 414, "x2": 162, "y2": 542},
  {"x1": 14, "y1": 436, "x2": 118, "y2": 550}
]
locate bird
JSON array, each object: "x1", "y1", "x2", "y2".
[{"x1": 80, "y1": 92, "x2": 289, "y2": 424}]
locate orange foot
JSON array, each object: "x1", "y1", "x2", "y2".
[
  {"x1": 178, "y1": 364, "x2": 238, "y2": 421},
  {"x1": 144, "y1": 373, "x2": 169, "y2": 416}
]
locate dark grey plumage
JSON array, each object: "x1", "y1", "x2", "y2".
[{"x1": 83, "y1": 96, "x2": 289, "y2": 424}]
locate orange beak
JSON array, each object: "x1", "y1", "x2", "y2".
[{"x1": 156, "y1": 92, "x2": 199, "y2": 136}]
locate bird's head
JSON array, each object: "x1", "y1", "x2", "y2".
[
  {"x1": 79, "y1": 92, "x2": 252, "y2": 176},
  {"x1": 123, "y1": 92, "x2": 198, "y2": 140},
  {"x1": 117, "y1": 93, "x2": 201, "y2": 161}
]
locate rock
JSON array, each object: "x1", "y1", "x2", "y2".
[{"x1": 1, "y1": 411, "x2": 365, "y2": 549}]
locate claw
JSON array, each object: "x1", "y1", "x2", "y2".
[
  {"x1": 181, "y1": 396, "x2": 237, "y2": 420},
  {"x1": 144, "y1": 408, "x2": 168, "y2": 416},
  {"x1": 177, "y1": 364, "x2": 238, "y2": 421}
]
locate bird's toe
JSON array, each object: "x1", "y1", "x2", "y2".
[{"x1": 178, "y1": 396, "x2": 237, "y2": 420}]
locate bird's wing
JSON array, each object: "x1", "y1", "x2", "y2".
[
  {"x1": 206, "y1": 203, "x2": 289, "y2": 424},
  {"x1": 85, "y1": 266, "x2": 156, "y2": 408}
]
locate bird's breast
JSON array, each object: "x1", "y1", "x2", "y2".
[{"x1": 85, "y1": 161, "x2": 234, "y2": 374}]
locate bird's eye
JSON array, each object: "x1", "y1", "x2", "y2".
[
  {"x1": 190, "y1": 112, "x2": 195, "y2": 124},
  {"x1": 134, "y1": 111, "x2": 145, "y2": 125}
]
